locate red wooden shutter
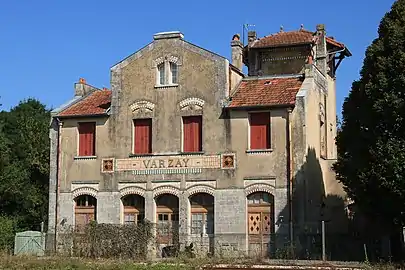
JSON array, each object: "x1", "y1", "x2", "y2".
[
  {"x1": 78, "y1": 122, "x2": 96, "y2": 156},
  {"x1": 183, "y1": 116, "x2": 202, "y2": 152},
  {"x1": 134, "y1": 119, "x2": 152, "y2": 154},
  {"x1": 250, "y1": 113, "x2": 270, "y2": 150}
]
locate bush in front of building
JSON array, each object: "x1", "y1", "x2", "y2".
[
  {"x1": 59, "y1": 221, "x2": 154, "y2": 259},
  {"x1": 0, "y1": 215, "x2": 16, "y2": 253}
]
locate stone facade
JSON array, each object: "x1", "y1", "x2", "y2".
[{"x1": 47, "y1": 26, "x2": 351, "y2": 258}]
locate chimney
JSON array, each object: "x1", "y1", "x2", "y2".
[
  {"x1": 74, "y1": 78, "x2": 97, "y2": 97},
  {"x1": 315, "y1": 24, "x2": 328, "y2": 75},
  {"x1": 153, "y1": 31, "x2": 184, "y2": 40},
  {"x1": 247, "y1": 31, "x2": 257, "y2": 46},
  {"x1": 231, "y1": 34, "x2": 243, "y2": 71}
]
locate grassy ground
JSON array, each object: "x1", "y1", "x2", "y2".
[
  {"x1": 0, "y1": 254, "x2": 399, "y2": 270},
  {"x1": 0, "y1": 256, "x2": 193, "y2": 270}
]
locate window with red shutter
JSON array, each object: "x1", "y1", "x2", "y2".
[
  {"x1": 78, "y1": 122, "x2": 96, "y2": 156},
  {"x1": 183, "y1": 116, "x2": 202, "y2": 152},
  {"x1": 249, "y1": 112, "x2": 270, "y2": 150},
  {"x1": 134, "y1": 119, "x2": 152, "y2": 154}
]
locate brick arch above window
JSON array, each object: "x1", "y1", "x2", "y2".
[
  {"x1": 187, "y1": 185, "x2": 215, "y2": 197},
  {"x1": 129, "y1": 100, "x2": 155, "y2": 113},
  {"x1": 152, "y1": 55, "x2": 182, "y2": 68},
  {"x1": 119, "y1": 186, "x2": 146, "y2": 198},
  {"x1": 72, "y1": 187, "x2": 98, "y2": 199},
  {"x1": 179, "y1": 97, "x2": 205, "y2": 111},
  {"x1": 153, "y1": 185, "x2": 180, "y2": 198},
  {"x1": 245, "y1": 183, "x2": 275, "y2": 197}
]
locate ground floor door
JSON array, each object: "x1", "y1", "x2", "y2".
[{"x1": 247, "y1": 192, "x2": 274, "y2": 257}]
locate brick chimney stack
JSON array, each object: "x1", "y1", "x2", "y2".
[
  {"x1": 230, "y1": 34, "x2": 243, "y2": 71},
  {"x1": 74, "y1": 78, "x2": 97, "y2": 97},
  {"x1": 315, "y1": 24, "x2": 328, "y2": 75}
]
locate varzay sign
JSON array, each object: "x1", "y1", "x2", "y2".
[{"x1": 115, "y1": 155, "x2": 222, "y2": 171}]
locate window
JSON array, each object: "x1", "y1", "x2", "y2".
[
  {"x1": 122, "y1": 195, "x2": 145, "y2": 225},
  {"x1": 190, "y1": 193, "x2": 214, "y2": 235},
  {"x1": 78, "y1": 122, "x2": 96, "y2": 156},
  {"x1": 170, "y1": 62, "x2": 178, "y2": 84},
  {"x1": 156, "y1": 60, "x2": 178, "y2": 86},
  {"x1": 249, "y1": 112, "x2": 270, "y2": 150},
  {"x1": 134, "y1": 119, "x2": 152, "y2": 154},
  {"x1": 75, "y1": 195, "x2": 97, "y2": 230},
  {"x1": 183, "y1": 115, "x2": 202, "y2": 152},
  {"x1": 158, "y1": 63, "x2": 165, "y2": 85}
]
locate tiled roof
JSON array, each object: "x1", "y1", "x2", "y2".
[
  {"x1": 58, "y1": 90, "x2": 112, "y2": 117},
  {"x1": 251, "y1": 29, "x2": 345, "y2": 49},
  {"x1": 228, "y1": 77, "x2": 304, "y2": 108}
]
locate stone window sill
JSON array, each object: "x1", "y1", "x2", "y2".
[
  {"x1": 74, "y1": 156, "x2": 97, "y2": 160},
  {"x1": 154, "y1": 84, "x2": 179, "y2": 89},
  {"x1": 246, "y1": 149, "x2": 273, "y2": 154}
]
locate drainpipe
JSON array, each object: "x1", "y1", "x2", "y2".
[
  {"x1": 286, "y1": 108, "x2": 293, "y2": 248},
  {"x1": 54, "y1": 117, "x2": 62, "y2": 253}
]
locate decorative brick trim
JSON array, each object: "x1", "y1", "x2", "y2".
[
  {"x1": 179, "y1": 97, "x2": 205, "y2": 110},
  {"x1": 153, "y1": 185, "x2": 180, "y2": 198},
  {"x1": 187, "y1": 185, "x2": 215, "y2": 197},
  {"x1": 152, "y1": 55, "x2": 181, "y2": 68},
  {"x1": 72, "y1": 187, "x2": 98, "y2": 199},
  {"x1": 130, "y1": 100, "x2": 155, "y2": 113},
  {"x1": 245, "y1": 183, "x2": 275, "y2": 196},
  {"x1": 119, "y1": 186, "x2": 146, "y2": 198}
]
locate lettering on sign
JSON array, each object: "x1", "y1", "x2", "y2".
[{"x1": 143, "y1": 158, "x2": 189, "y2": 169}]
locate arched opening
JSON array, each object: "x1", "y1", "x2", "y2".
[
  {"x1": 190, "y1": 193, "x2": 214, "y2": 236},
  {"x1": 247, "y1": 191, "x2": 274, "y2": 257},
  {"x1": 155, "y1": 194, "x2": 179, "y2": 246},
  {"x1": 74, "y1": 194, "x2": 97, "y2": 230},
  {"x1": 122, "y1": 194, "x2": 145, "y2": 224}
]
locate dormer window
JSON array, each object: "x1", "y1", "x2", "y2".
[{"x1": 155, "y1": 56, "x2": 180, "y2": 87}]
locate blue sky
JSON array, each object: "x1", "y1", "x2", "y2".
[{"x1": 0, "y1": 0, "x2": 395, "y2": 118}]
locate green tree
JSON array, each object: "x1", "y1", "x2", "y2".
[
  {"x1": 0, "y1": 99, "x2": 50, "y2": 232},
  {"x1": 333, "y1": 0, "x2": 405, "y2": 259}
]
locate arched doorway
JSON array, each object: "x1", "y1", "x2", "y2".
[
  {"x1": 247, "y1": 191, "x2": 274, "y2": 257},
  {"x1": 190, "y1": 193, "x2": 214, "y2": 236},
  {"x1": 155, "y1": 194, "x2": 179, "y2": 246},
  {"x1": 74, "y1": 194, "x2": 97, "y2": 230},
  {"x1": 122, "y1": 194, "x2": 145, "y2": 224},
  {"x1": 190, "y1": 192, "x2": 214, "y2": 255}
]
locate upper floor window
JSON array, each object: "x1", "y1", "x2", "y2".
[
  {"x1": 170, "y1": 62, "x2": 178, "y2": 84},
  {"x1": 133, "y1": 118, "x2": 152, "y2": 154},
  {"x1": 78, "y1": 122, "x2": 96, "y2": 156},
  {"x1": 158, "y1": 63, "x2": 165, "y2": 85},
  {"x1": 182, "y1": 115, "x2": 202, "y2": 152},
  {"x1": 156, "y1": 59, "x2": 179, "y2": 86},
  {"x1": 249, "y1": 112, "x2": 270, "y2": 150}
]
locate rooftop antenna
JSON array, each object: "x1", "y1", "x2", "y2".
[{"x1": 242, "y1": 23, "x2": 255, "y2": 46}]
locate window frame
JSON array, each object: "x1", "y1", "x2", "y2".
[
  {"x1": 181, "y1": 115, "x2": 203, "y2": 153},
  {"x1": 77, "y1": 122, "x2": 96, "y2": 157},
  {"x1": 247, "y1": 111, "x2": 271, "y2": 152},
  {"x1": 156, "y1": 60, "x2": 179, "y2": 87}
]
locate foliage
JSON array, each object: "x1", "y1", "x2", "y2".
[
  {"x1": 0, "y1": 216, "x2": 16, "y2": 252},
  {"x1": 59, "y1": 222, "x2": 154, "y2": 259},
  {"x1": 0, "y1": 98, "x2": 50, "y2": 242},
  {"x1": 334, "y1": 0, "x2": 405, "y2": 226}
]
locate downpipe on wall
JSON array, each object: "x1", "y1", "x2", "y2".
[
  {"x1": 54, "y1": 117, "x2": 62, "y2": 253},
  {"x1": 286, "y1": 108, "x2": 293, "y2": 250}
]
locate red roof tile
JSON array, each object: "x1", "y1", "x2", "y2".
[
  {"x1": 251, "y1": 29, "x2": 345, "y2": 49},
  {"x1": 58, "y1": 90, "x2": 112, "y2": 117},
  {"x1": 229, "y1": 77, "x2": 304, "y2": 108}
]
